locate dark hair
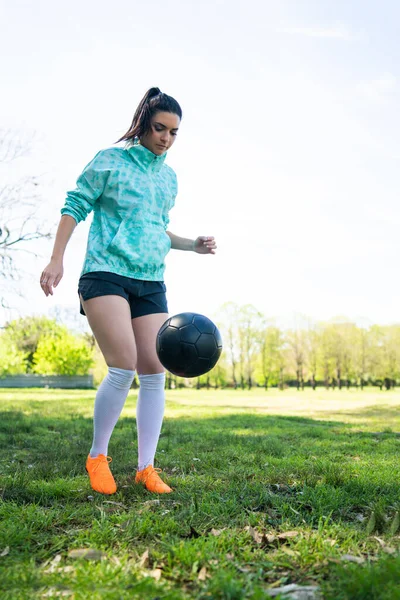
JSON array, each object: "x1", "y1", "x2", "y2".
[{"x1": 117, "y1": 87, "x2": 182, "y2": 144}]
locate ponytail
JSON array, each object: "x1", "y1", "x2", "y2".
[{"x1": 117, "y1": 87, "x2": 182, "y2": 144}]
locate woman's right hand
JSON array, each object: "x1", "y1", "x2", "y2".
[{"x1": 40, "y1": 259, "x2": 64, "y2": 297}]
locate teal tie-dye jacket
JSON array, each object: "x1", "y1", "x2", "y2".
[{"x1": 61, "y1": 143, "x2": 177, "y2": 281}]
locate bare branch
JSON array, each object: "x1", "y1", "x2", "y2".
[
  {"x1": 0, "y1": 129, "x2": 54, "y2": 306},
  {"x1": 0, "y1": 128, "x2": 36, "y2": 162}
]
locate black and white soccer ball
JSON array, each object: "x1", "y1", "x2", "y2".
[{"x1": 156, "y1": 312, "x2": 223, "y2": 377}]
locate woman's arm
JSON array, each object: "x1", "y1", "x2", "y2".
[
  {"x1": 40, "y1": 215, "x2": 77, "y2": 296},
  {"x1": 166, "y1": 231, "x2": 195, "y2": 251},
  {"x1": 51, "y1": 215, "x2": 77, "y2": 261},
  {"x1": 40, "y1": 151, "x2": 109, "y2": 297},
  {"x1": 167, "y1": 231, "x2": 217, "y2": 254}
]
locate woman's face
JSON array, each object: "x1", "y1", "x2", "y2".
[{"x1": 140, "y1": 111, "x2": 180, "y2": 155}]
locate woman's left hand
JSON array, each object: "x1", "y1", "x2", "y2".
[{"x1": 193, "y1": 236, "x2": 217, "y2": 254}]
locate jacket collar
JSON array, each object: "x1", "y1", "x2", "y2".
[{"x1": 126, "y1": 142, "x2": 166, "y2": 173}]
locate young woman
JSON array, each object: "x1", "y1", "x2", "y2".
[{"x1": 40, "y1": 88, "x2": 217, "y2": 495}]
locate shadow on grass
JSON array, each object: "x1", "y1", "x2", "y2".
[
  {"x1": 327, "y1": 403, "x2": 400, "y2": 422},
  {"x1": 1, "y1": 408, "x2": 400, "y2": 517},
  {"x1": 1, "y1": 409, "x2": 398, "y2": 467},
  {"x1": 0, "y1": 408, "x2": 352, "y2": 470}
]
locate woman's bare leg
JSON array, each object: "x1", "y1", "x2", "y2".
[
  {"x1": 81, "y1": 294, "x2": 137, "y2": 370},
  {"x1": 132, "y1": 312, "x2": 168, "y2": 375}
]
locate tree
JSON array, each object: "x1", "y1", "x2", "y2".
[
  {"x1": 380, "y1": 326, "x2": 400, "y2": 389},
  {"x1": 208, "y1": 359, "x2": 228, "y2": 389},
  {"x1": 327, "y1": 319, "x2": 356, "y2": 389},
  {"x1": 2, "y1": 316, "x2": 63, "y2": 371},
  {"x1": 341, "y1": 323, "x2": 361, "y2": 388},
  {"x1": 367, "y1": 325, "x2": 400, "y2": 389},
  {"x1": 32, "y1": 329, "x2": 94, "y2": 376},
  {"x1": 276, "y1": 332, "x2": 289, "y2": 390},
  {"x1": 343, "y1": 323, "x2": 371, "y2": 391},
  {"x1": 216, "y1": 302, "x2": 240, "y2": 388},
  {"x1": 366, "y1": 325, "x2": 385, "y2": 389},
  {"x1": 257, "y1": 322, "x2": 281, "y2": 390},
  {"x1": 0, "y1": 129, "x2": 53, "y2": 306},
  {"x1": 319, "y1": 324, "x2": 336, "y2": 389},
  {"x1": 305, "y1": 321, "x2": 320, "y2": 390},
  {"x1": 0, "y1": 334, "x2": 27, "y2": 376},
  {"x1": 354, "y1": 327, "x2": 370, "y2": 390},
  {"x1": 238, "y1": 304, "x2": 263, "y2": 390},
  {"x1": 287, "y1": 327, "x2": 307, "y2": 390}
]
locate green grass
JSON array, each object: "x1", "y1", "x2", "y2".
[{"x1": 1, "y1": 387, "x2": 400, "y2": 599}]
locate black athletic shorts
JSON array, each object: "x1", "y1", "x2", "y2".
[{"x1": 78, "y1": 271, "x2": 168, "y2": 319}]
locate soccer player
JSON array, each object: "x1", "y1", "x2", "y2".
[{"x1": 40, "y1": 88, "x2": 217, "y2": 494}]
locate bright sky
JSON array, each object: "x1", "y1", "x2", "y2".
[{"x1": 1, "y1": 0, "x2": 400, "y2": 329}]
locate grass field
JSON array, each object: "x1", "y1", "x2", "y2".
[{"x1": 2, "y1": 387, "x2": 400, "y2": 599}]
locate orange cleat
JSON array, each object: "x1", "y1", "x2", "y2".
[
  {"x1": 135, "y1": 465, "x2": 172, "y2": 494},
  {"x1": 86, "y1": 454, "x2": 117, "y2": 495}
]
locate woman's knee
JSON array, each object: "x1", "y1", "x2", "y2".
[
  {"x1": 105, "y1": 353, "x2": 137, "y2": 372},
  {"x1": 135, "y1": 340, "x2": 164, "y2": 374},
  {"x1": 138, "y1": 366, "x2": 165, "y2": 376},
  {"x1": 97, "y1": 340, "x2": 137, "y2": 371}
]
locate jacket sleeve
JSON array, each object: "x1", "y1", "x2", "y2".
[{"x1": 61, "y1": 151, "x2": 110, "y2": 224}]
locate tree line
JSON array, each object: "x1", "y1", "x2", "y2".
[
  {"x1": 190, "y1": 302, "x2": 400, "y2": 391},
  {"x1": 1, "y1": 306, "x2": 400, "y2": 391}
]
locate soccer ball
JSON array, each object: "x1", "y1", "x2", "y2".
[{"x1": 156, "y1": 312, "x2": 223, "y2": 377}]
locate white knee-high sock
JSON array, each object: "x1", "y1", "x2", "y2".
[
  {"x1": 136, "y1": 372, "x2": 166, "y2": 470},
  {"x1": 90, "y1": 367, "x2": 135, "y2": 458}
]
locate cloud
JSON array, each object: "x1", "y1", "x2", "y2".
[
  {"x1": 277, "y1": 24, "x2": 363, "y2": 41},
  {"x1": 356, "y1": 73, "x2": 397, "y2": 103}
]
